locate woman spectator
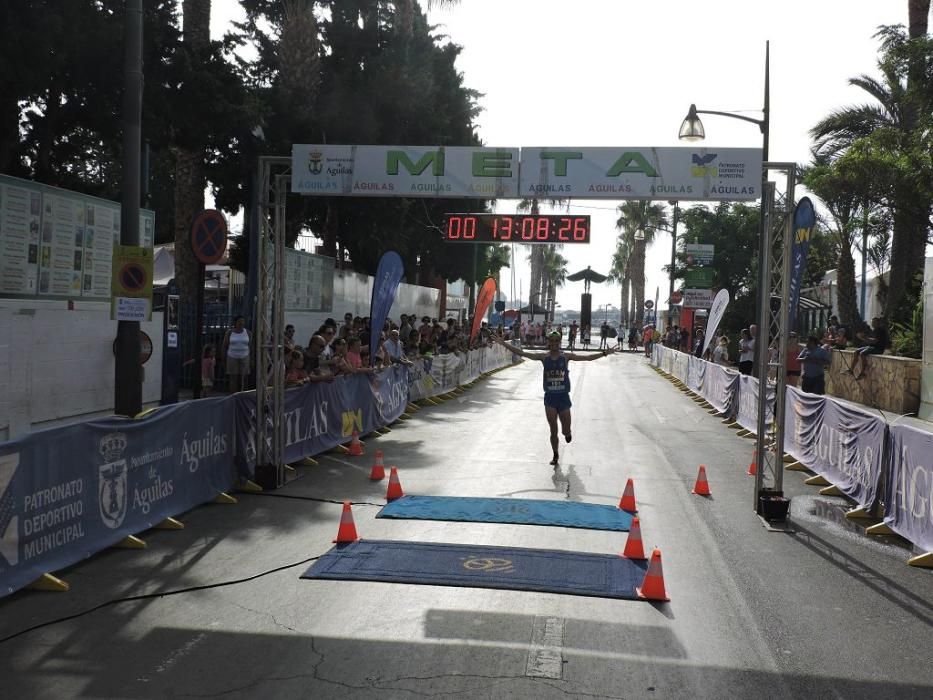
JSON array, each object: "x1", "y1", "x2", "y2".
[
  {"x1": 713, "y1": 335, "x2": 730, "y2": 366},
  {"x1": 285, "y1": 350, "x2": 309, "y2": 386},
  {"x1": 222, "y1": 315, "x2": 251, "y2": 393},
  {"x1": 405, "y1": 330, "x2": 421, "y2": 359},
  {"x1": 738, "y1": 328, "x2": 754, "y2": 375},
  {"x1": 334, "y1": 337, "x2": 376, "y2": 376}
]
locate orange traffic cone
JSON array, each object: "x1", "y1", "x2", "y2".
[
  {"x1": 348, "y1": 431, "x2": 364, "y2": 457},
  {"x1": 369, "y1": 450, "x2": 386, "y2": 480},
  {"x1": 692, "y1": 465, "x2": 712, "y2": 496},
  {"x1": 622, "y1": 516, "x2": 646, "y2": 560},
  {"x1": 386, "y1": 467, "x2": 404, "y2": 501},
  {"x1": 333, "y1": 501, "x2": 359, "y2": 543},
  {"x1": 618, "y1": 478, "x2": 637, "y2": 513},
  {"x1": 636, "y1": 548, "x2": 670, "y2": 601},
  {"x1": 747, "y1": 448, "x2": 757, "y2": 476}
]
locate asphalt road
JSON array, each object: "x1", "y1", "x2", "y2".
[{"x1": 2, "y1": 351, "x2": 932, "y2": 699}]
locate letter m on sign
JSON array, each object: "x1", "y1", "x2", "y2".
[
  {"x1": 342, "y1": 409, "x2": 363, "y2": 437},
  {"x1": 386, "y1": 150, "x2": 445, "y2": 176}
]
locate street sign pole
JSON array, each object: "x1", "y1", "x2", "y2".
[
  {"x1": 189, "y1": 209, "x2": 229, "y2": 401},
  {"x1": 192, "y1": 261, "x2": 205, "y2": 399},
  {"x1": 115, "y1": 0, "x2": 143, "y2": 417}
]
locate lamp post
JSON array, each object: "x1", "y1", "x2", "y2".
[{"x1": 679, "y1": 41, "x2": 775, "y2": 513}]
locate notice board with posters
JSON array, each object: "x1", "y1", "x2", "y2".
[
  {"x1": 284, "y1": 248, "x2": 334, "y2": 312},
  {"x1": 0, "y1": 174, "x2": 154, "y2": 301}
]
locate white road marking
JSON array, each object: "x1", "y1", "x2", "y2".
[{"x1": 525, "y1": 616, "x2": 565, "y2": 679}]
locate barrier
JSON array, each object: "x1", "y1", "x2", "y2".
[
  {"x1": 0, "y1": 344, "x2": 515, "y2": 598},
  {"x1": 0, "y1": 397, "x2": 236, "y2": 597},
  {"x1": 783, "y1": 386, "x2": 886, "y2": 512},
  {"x1": 651, "y1": 345, "x2": 933, "y2": 565},
  {"x1": 884, "y1": 424, "x2": 933, "y2": 559}
]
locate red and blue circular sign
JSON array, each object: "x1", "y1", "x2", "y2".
[
  {"x1": 119, "y1": 262, "x2": 148, "y2": 293},
  {"x1": 190, "y1": 209, "x2": 228, "y2": 265}
]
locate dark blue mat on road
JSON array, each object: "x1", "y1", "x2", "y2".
[
  {"x1": 302, "y1": 540, "x2": 647, "y2": 599},
  {"x1": 377, "y1": 496, "x2": 633, "y2": 531}
]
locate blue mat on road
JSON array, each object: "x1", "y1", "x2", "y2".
[
  {"x1": 302, "y1": 540, "x2": 647, "y2": 599},
  {"x1": 377, "y1": 496, "x2": 633, "y2": 531}
]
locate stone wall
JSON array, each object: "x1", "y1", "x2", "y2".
[{"x1": 825, "y1": 349, "x2": 922, "y2": 415}]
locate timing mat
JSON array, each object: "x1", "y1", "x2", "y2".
[
  {"x1": 302, "y1": 539, "x2": 647, "y2": 599},
  {"x1": 376, "y1": 495, "x2": 633, "y2": 531}
]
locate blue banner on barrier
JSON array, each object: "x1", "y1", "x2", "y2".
[
  {"x1": 235, "y1": 366, "x2": 410, "y2": 475},
  {"x1": 884, "y1": 424, "x2": 933, "y2": 553},
  {"x1": 0, "y1": 397, "x2": 236, "y2": 598},
  {"x1": 784, "y1": 387, "x2": 886, "y2": 510}
]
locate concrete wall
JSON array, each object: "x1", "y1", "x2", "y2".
[
  {"x1": 284, "y1": 271, "x2": 440, "y2": 345},
  {"x1": 826, "y1": 349, "x2": 922, "y2": 415},
  {"x1": 921, "y1": 257, "x2": 933, "y2": 421},
  {"x1": 0, "y1": 300, "x2": 164, "y2": 440}
]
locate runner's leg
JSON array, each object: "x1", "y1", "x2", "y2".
[
  {"x1": 559, "y1": 409, "x2": 572, "y2": 443},
  {"x1": 545, "y1": 405, "x2": 560, "y2": 463}
]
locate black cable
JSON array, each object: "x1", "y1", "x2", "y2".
[
  {"x1": 241, "y1": 492, "x2": 385, "y2": 507},
  {"x1": 0, "y1": 553, "x2": 323, "y2": 645}
]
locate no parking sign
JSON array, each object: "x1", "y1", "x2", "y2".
[{"x1": 110, "y1": 245, "x2": 153, "y2": 321}]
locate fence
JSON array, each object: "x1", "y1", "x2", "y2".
[
  {"x1": 0, "y1": 345, "x2": 514, "y2": 598},
  {"x1": 651, "y1": 345, "x2": 933, "y2": 565}
]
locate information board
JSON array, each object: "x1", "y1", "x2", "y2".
[
  {"x1": 0, "y1": 175, "x2": 154, "y2": 300},
  {"x1": 284, "y1": 248, "x2": 334, "y2": 312}
]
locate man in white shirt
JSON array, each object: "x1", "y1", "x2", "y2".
[{"x1": 382, "y1": 329, "x2": 410, "y2": 364}]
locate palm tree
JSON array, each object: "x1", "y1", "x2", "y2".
[
  {"x1": 809, "y1": 24, "x2": 932, "y2": 321},
  {"x1": 540, "y1": 246, "x2": 569, "y2": 322},
  {"x1": 485, "y1": 245, "x2": 511, "y2": 301},
  {"x1": 607, "y1": 238, "x2": 632, "y2": 328},
  {"x1": 615, "y1": 201, "x2": 667, "y2": 327}
]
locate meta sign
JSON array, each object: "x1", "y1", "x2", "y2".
[{"x1": 292, "y1": 145, "x2": 763, "y2": 201}]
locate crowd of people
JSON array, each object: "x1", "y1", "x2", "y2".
[{"x1": 647, "y1": 313, "x2": 891, "y2": 396}]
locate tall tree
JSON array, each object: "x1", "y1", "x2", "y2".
[
  {"x1": 607, "y1": 239, "x2": 632, "y2": 328},
  {"x1": 810, "y1": 23, "x2": 932, "y2": 323},
  {"x1": 615, "y1": 201, "x2": 667, "y2": 327},
  {"x1": 540, "y1": 246, "x2": 568, "y2": 321}
]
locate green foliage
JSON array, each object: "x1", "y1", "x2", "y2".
[
  {"x1": 678, "y1": 203, "x2": 760, "y2": 336},
  {"x1": 890, "y1": 295, "x2": 924, "y2": 358}
]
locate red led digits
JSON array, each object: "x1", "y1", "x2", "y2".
[{"x1": 443, "y1": 214, "x2": 589, "y2": 243}]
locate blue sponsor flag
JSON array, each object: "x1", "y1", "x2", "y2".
[
  {"x1": 369, "y1": 251, "x2": 405, "y2": 366},
  {"x1": 789, "y1": 197, "x2": 816, "y2": 332}
]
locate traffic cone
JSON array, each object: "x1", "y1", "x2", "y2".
[
  {"x1": 622, "y1": 516, "x2": 646, "y2": 560},
  {"x1": 333, "y1": 501, "x2": 359, "y2": 543},
  {"x1": 386, "y1": 467, "x2": 404, "y2": 501},
  {"x1": 348, "y1": 431, "x2": 364, "y2": 456},
  {"x1": 747, "y1": 448, "x2": 757, "y2": 476},
  {"x1": 636, "y1": 548, "x2": 670, "y2": 601},
  {"x1": 618, "y1": 478, "x2": 637, "y2": 513},
  {"x1": 692, "y1": 465, "x2": 712, "y2": 496},
  {"x1": 369, "y1": 449, "x2": 386, "y2": 480}
]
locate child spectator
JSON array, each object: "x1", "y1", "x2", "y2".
[{"x1": 201, "y1": 345, "x2": 216, "y2": 396}]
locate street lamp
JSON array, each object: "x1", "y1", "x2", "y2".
[{"x1": 678, "y1": 39, "x2": 770, "y2": 345}]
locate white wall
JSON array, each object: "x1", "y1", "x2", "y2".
[
  {"x1": 920, "y1": 257, "x2": 933, "y2": 421},
  {"x1": 0, "y1": 300, "x2": 163, "y2": 440},
  {"x1": 284, "y1": 270, "x2": 440, "y2": 345}
]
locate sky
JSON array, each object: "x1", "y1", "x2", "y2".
[{"x1": 208, "y1": 0, "x2": 910, "y2": 317}]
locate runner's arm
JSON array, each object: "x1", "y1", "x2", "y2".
[
  {"x1": 490, "y1": 333, "x2": 544, "y2": 360},
  {"x1": 567, "y1": 348, "x2": 617, "y2": 362}
]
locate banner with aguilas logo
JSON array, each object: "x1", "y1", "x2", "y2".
[
  {"x1": 0, "y1": 397, "x2": 235, "y2": 598},
  {"x1": 291, "y1": 145, "x2": 761, "y2": 201}
]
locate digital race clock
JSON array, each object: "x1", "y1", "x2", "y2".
[{"x1": 442, "y1": 214, "x2": 591, "y2": 244}]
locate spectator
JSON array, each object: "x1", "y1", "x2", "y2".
[
  {"x1": 680, "y1": 326, "x2": 690, "y2": 352},
  {"x1": 222, "y1": 315, "x2": 251, "y2": 393},
  {"x1": 568, "y1": 321, "x2": 578, "y2": 350},
  {"x1": 405, "y1": 330, "x2": 421, "y2": 359},
  {"x1": 785, "y1": 331, "x2": 802, "y2": 387},
  {"x1": 285, "y1": 350, "x2": 309, "y2": 386},
  {"x1": 399, "y1": 314, "x2": 413, "y2": 342},
  {"x1": 599, "y1": 321, "x2": 609, "y2": 349},
  {"x1": 333, "y1": 338, "x2": 375, "y2": 376},
  {"x1": 692, "y1": 329, "x2": 705, "y2": 358},
  {"x1": 628, "y1": 326, "x2": 639, "y2": 352},
  {"x1": 749, "y1": 323, "x2": 759, "y2": 374},
  {"x1": 581, "y1": 325, "x2": 591, "y2": 349},
  {"x1": 284, "y1": 324, "x2": 297, "y2": 352},
  {"x1": 738, "y1": 328, "x2": 754, "y2": 375},
  {"x1": 302, "y1": 334, "x2": 330, "y2": 377},
  {"x1": 713, "y1": 335, "x2": 730, "y2": 366},
  {"x1": 201, "y1": 345, "x2": 216, "y2": 396},
  {"x1": 845, "y1": 317, "x2": 889, "y2": 379},
  {"x1": 799, "y1": 335, "x2": 830, "y2": 394}
]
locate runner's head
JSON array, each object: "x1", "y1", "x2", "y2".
[{"x1": 547, "y1": 331, "x2": 561, "y2": 351}]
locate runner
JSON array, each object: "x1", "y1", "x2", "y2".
[{"x1": 492, "y1": 330, "x2": 616, "y2": 466}]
